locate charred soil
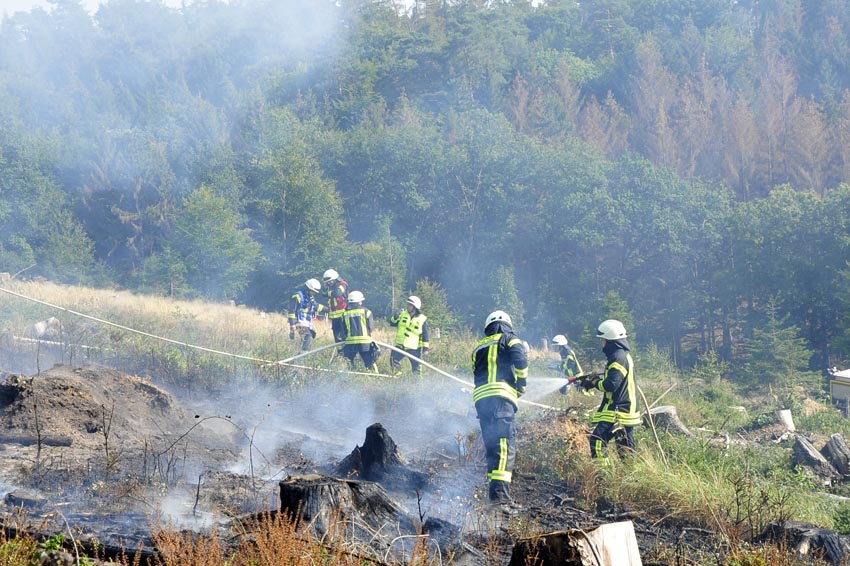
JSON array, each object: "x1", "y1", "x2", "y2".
[{"x1": 0, "y1": 363, "x2": 730, "y2": 564}]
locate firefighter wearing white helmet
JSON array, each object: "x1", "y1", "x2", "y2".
[
  {"x1": 551, "y1": 334, "x2": 583, "y2": 377},
  {"x1": 341, "y1": 291, "x2": 379, "y2": 373},
  {"x1": 471, "y1": 309, "x2": 528, "y2": 511},
  {"x1": 322, "y1": 269, "x2": 349, "y2": 344},
  {"x1": 288, "y1": 278, "x2": 325, "y2": 351},
  {"x1": 584, "y1": 319, "x2": 640, "y2": 467},
  {"x1": 389, "y1": 295, "x2": 430, "y2": 375}
]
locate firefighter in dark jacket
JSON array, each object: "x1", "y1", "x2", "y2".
[
  {"x1": 471, "y1": 310, "x2": 528, "y2": 510},
  {"x1": 288, "y1": 278, "x2": 325, "y2": 351},
  {"x1": 579, "y1": 319, "x2": 640, "y2": 466},
  {"x1": 551, "y1": 334, "x2": 583, "y2": 377},
  {"x1": 341, "y1": 290, "x2": 379, "y2": 372},
  {"x1": 323, "y1": 269, "x2": 349, "y2": 344},
  {"x1": 389, "y1": 295, "x2": 430, "y2": 375}
]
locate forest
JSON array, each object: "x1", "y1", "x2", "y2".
[{"x1": 1, "y1": 0, "x2": 850, "y2": 373}]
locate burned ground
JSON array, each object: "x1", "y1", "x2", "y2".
[{"x1": 0, "y1": 363, "x2": 735, "y2": 564}]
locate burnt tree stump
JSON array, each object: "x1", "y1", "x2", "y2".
[
  {"x1": 278, "y1": 474, "x2": 460, "y2": 560},
  {"x1": 279, "y1": 474, "x2": 407, "y2": 537},
  {"x1": 334, "y1": 423, "x2": 428, "y2": 490},
  {"x1": 822, "y1": 434, "x2": 850, "y2": 478}
]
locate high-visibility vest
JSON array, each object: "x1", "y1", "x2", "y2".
[{"x1": 393, "y1": 311, "x2": 428, "y2": 350}]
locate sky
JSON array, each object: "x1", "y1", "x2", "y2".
[{"x1": 1, "y1": 0, "x2": 192, "y2": 18}]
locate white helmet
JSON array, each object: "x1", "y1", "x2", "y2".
[
  {"x1": 484, "y1": 310, "x2": 512, "y2": 329},
  {"x1": 406, "y1": 296, "x2": 422, "y2": 310},
  {"x1": 305, "y1": 279, "x2": 321, "y2": 293},
  {"x1": 323, "y1": 269, "x2": 339, "y2": 283},
  {"x1": 597, "y1": 319, "x2": 627, "y2": 340},
  {"x1": 552, "y1": 334, "x2": 568, "y2": 346},
  {"x1": 348, "y1": 290, "x2": 365, "y2": 303}
]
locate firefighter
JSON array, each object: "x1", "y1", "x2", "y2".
[
  {"x1": 389, "y1": 295, "x2": 430, "y2": 375},
  {"x1": 551, "y1": 334, "x2": 583, "y2": 377},
  {"x1": 322, "y1": 269, "x2": 349, "y2": 344},
  {"x1": 288, "y1": 279, "x2": 324, "y2": 351},
  {"x1": 341, "y1": 290, "x2": 379, "y2": 372},
  {"x1": 471, "y1": 310, "x2": 528, "y2": 512},
  {"x1": 580, "y1": 319, "x2": 640, "y2": 466}
]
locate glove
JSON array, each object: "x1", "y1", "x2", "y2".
[
  {"x1": 310, "y1": 328, "x2": 317, "y2": 338},
  {"x1": 559, "y1": 384, "x2": 569, "y2": 395},
  {"x1": 517, "y1": 386, "x2": 526, "y2": 397},
  {"x1": 289, "y1": 328, "x2": 295, "y2": 340},
  {"x1": 422, "y1": 347, "x2": 430, "y2": 355}
]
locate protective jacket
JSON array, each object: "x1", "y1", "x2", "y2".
[
  {"x1": 560, "y1": 345, "x2": 583, "y2": 377},
  {"x1": 342, "y1": 305, "x2": 373, "y2": 345},
  {"x1": 591, "y1": 339, "x2": 640, "y2": 426},
  {"x1": 471, "y1": 322, "x2": 528, "y2": 409},
  {"x1": 288, "y1": 289, "x2": 324, "y2": 326},
  {"x1": 390, "y1": 310, "x2": 430, "y2": 350},
  {"x1": 325, "y1": 278, "x2": 349, "y2": 319}
]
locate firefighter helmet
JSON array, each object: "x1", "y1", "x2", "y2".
[
  {"x1": 552, "y1": 334, "x2": 568, "y2": 346},
  {"x1": 348, "y1": 290, "x2": 365, "y2": 303},
  {"x1": 323, "y1": 269, "x2": 339, "y2": 283},
  {"x1": 305, "y1": 279, "x2": 321, "y2": 293},
  {"x1": 484, "y1": 310, "x2": 512, "y2": 329},
  {"x1": 596, "y1": 319, "x2": 627, "y2": 340},
  {"x1": 406, "y1": 296, "x2": 422, "y2": 310}
]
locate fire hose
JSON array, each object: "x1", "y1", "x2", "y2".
[{"x1": 0, "y1": 285, "x2": 555, "y2": 407}]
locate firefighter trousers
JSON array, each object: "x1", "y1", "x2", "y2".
[
  {"x1": 589, "y1": 421, "x2": 635, "y2": 463},
  {"x1": 475, "y1": 396, "x2": 517, "y2": 503}
]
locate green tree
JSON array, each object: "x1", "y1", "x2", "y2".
[
  {"x1": 740, "y1": 298, "x2": 814, "y2": 386},
  {"x1": 169, "y1": 185, "x2": 261, "y2": 299}
]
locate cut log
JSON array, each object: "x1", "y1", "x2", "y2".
[
  {"x1": 822, "y1": 434, "x2": 850, "y2": 477},
  {"x1": 333, "y1": 423, "x2": 428, "y2": 490},
  {"x1": 647, "y1": 406, "x2": 692, "y2": 436},
  {"x1": 758, "y1": 521, "x2": 850, "y2": 565},
  {"x1": 278, "y1": 474, "x2": 460, "y2": 560},
  {"x1": 793, "y1": 436, "x2": 839, "y2": 483},
  {"x1": 509, "y1": 521, "x2": 643, "y2": 566}
]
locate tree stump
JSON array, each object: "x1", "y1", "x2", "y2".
[
  {"x1": 822, "y1": 434, "x2": 850, "y2": 478},
  {"x1": 759, "y1": 521, "x2": 850, "y2": 565},
  {"x1": 793, "y1": 436, "x2": 839, "y2": 483},
  {"x1": 647, "y1": 406, "x2": 692, "y2": 436},
  {"x1": 333, "y1": 423, "x2": 428, "y2": 490},
  {"x1": 278, "y1": 474, "x2": 460, "y2": 560}
]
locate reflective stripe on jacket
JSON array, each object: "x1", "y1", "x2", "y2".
[
  {"x1": 391, "y1": 311, "x2": 429, "y2": 350},
  {"x1": 471, "y1": 332, "x2": 528, "y2": 409},
  {"x1": 325, "y1": 279, "x2": 349, "y2": 319},
  {"x1": 591, "y1": 349, "x2": 640, "y2": 426},
  {"x1": 343, "y1": 306, "x2": 372, "y2": 344},
  {"x1": 288, "y1": 289, "x2": 323, "y2": 325}
]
